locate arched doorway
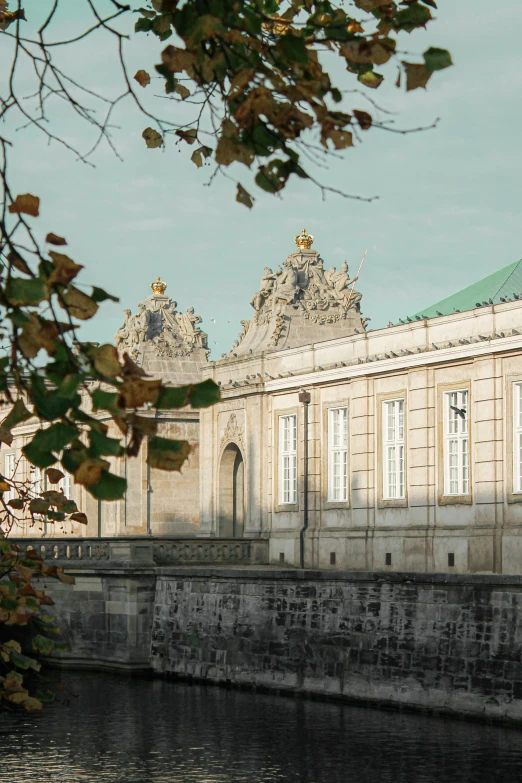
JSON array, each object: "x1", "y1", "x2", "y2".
[{"x1": 218, "y1": 443, "x2": 245, "y2": 538}]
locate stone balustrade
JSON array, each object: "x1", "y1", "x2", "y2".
[{"x1": 8, "y1": 536, "x2": 269, "y2": 568}]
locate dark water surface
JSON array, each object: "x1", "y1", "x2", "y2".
[{"x1": 1, "y1": 671, "x2": 522, "y2": 783}]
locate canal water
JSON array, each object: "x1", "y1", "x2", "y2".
[{"x1": 1, "y1": 671, "x2": 522, "y2": 783}]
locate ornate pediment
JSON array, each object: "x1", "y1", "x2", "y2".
[
  {"x1": 225, "y1": 231, "x2": 367, "y2": 358},
  {"x1": 220, "y1": 413, "x2": 245, "y2": 451},
  {"x1": 114, "y1": 278, "x2": 208, "y2": 364}
]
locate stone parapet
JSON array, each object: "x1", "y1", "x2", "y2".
[{"x1": 10, "y1": 536, "x2": 270, "y2": 568}]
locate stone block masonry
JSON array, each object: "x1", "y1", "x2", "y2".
[{"x1": 150, "y1": 568, "x2": 522, "y2": 723}]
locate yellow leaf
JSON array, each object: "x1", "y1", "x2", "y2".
[
  {"x1": 0, "y1": 8, "x2": 25, "y2": 31},
  {"x1": 45, "y1": 468, "x2": 64, "y2": 485},
  {"x1": 7, "y1": 691, "x2": 29, "y2": 705},
  {"x1": 16, "y1": 564, "x2": 33, "y2": 582},
  {"x1": 60, "y1": 285, "x2": 99, "y2": 321},
  {"x1": 347, "y1": 21, "x2": 364, "y2": 34},
  {"x1": 24, "y1": 696, "x2": 43, "y2": 712},
  {"x1": 142, "y1": 127, "x2": 163, "y2": 149},
  {"x1": 18, "y1": 314, "x2": 60, "y2": 359},
  {"x1": 0, "y1": 480, "x2": 10, "y2": 492},
  {"x1": 8, "y1": 193, "x2": 39, "y2": 217},
  {"x1": 74, "y1": 458, "x2": 109, "y2": 487},
  {"x1": 134, "y1": 69, "x2": 151, "y2": 88},
  {"x1": 92, "y1": 344, "x2": 121, "y2": 378}
]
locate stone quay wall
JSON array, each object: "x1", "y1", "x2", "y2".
[{"x1": 150, "y1": 568, "x2": 522, "y2": 723}]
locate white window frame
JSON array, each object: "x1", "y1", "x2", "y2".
[
  {"x1": 514, "y1": 382, "x2": 522, "y2": 493},
  {"x1": 327, "y1": 407, "x2": 348, "y2": 502},
  {"x1": 278, "y1": 414, "x2": 297, "y2": 505},
  {"x1": 443, "y1": 389, "x2": 470, "y2": 496},
  {"x1": 4, "y1": 453, "x2": 16, "y2": 502},
  {"x1": 59, "y1": 471, "x2": 72, "y2": 499},
  {"x1": 382, "y1": 399, "x2": 405, "y2": 500}
]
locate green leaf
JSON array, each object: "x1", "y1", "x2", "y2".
[
  {"x1": 23, "y1": 443, "x2": 57, "y2": 469},
  {"x1": 189, "y1": 379, "x2": 220, "y2": 408},
  {"x1": 394, "y1": 3, "x2": 432, "y2": 32},
  {"x1": 10, "y1": 650, "x2": 41, "y2": 672},
  {"x1": 276, "y1": 35, "x2": 308, "y2": 65},
  {"x1": 1, "y1": 596, "x2": 19, "y2": 610},
  {"x1": 1, "y1": 399, "x2": 32, "y2": 432},
  {"x1": 423, "y1": 47, "x2": 453, "y2": 72},
  {"x1": 6, "y1": 276, "x2": 47, "y2": 306},
  {"x1": 155, "y1": 63, "x2": 177, "y2": 93},
  {"x1": 88, "y1": 429, "x2": 124, "y2": 458},
  {"x1": 135, "y1": 15, "x2": 154, "y2": 33},
  {"x1": 90, "y1": 286, "x2": 119, "y2": 304},
  {"x1": 92, "y1": 389, "x2": 125, "y2": 416},
  {"x1": 148, "y1": 436, "x2": 191, "y2": 471},
  {"x1": 87, "y1": 470, "x2": 127, "y2": 501},
  {"x1": 32, "y1": 634, "x2": 54, "y2": 655},
  {"x1": 26, "y1": 422, "x2": 79, "y2": 454},
  {"x1": 155, "y1": 385, "x2": 190, "y2": 409},
  {"x1": 31, "y1": 373, "x2": 73, "y2": 420}
]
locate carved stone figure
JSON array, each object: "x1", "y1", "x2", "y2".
[
  {"x1": 250, "y1": 268, "x2": 276, "y2": 311},
  {"x1": 114, "y1": 278, "x2": 207, "y2": 358},
  {"x1": 275, "y1": 259, "x2": 300, "y2": 305}
]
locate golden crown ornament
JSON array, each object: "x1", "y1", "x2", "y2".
[
  {"x1": 150, "y1": 276, "x2": 167, "y2": 295},
  {"x1": 294, "y1": 228, "x2": 314, "y2": 250}
]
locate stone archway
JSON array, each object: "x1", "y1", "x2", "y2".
[{"x1": 218, "y1": 443, "x2": 245, "y2": 538}]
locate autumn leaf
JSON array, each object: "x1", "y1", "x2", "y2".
[
  {"x1": 29, "y1": 499, "x2": 51, "y2": 514},
  {"x1": 403, "y1": 62, "x2": 432, "y2": 91},
  {"x1": 347, "y1": 21, "x2": 364, "y2": 34},
  {"x1": 161, "y1": 44, "x2": 196, "y2": 73},
  {"x1": 175, "y1": 128, "x2": 197, "y2": 145},
  {"x1": 236, "y1": 183, "x2": 254, "y2": 209},
  {"x1": 92, "y1": 344, "x2": 121, "y2": 378},
  {"x1": 0, "y1": 8, "x2": 25, "y2": 31},
  {"x1": 134, "y1": 69, "x2": 151, "y2": 87},
  {"x1": 45, "y1": 468, "x2": 64, "y2": 484},
  {"x1": 70, "y1": 512, "x2": 88, "y2": 525},
  {"x1": 118, "y1": 377, "x2": 162, "y2": 409},
  {"x1": 142, "y1": 127, "x2": 163, "y2": 148},
  {"x1": 357, "y1": 71, "x2": 384, "y2": 89},
  {"x1": 60, "y1": 285, "x2": 99, "y2": 320},
  {"x1": 47, "y1": 251, "x2": 83, "y2": 288},
  {"x1": 74, "y1": 457, "x2": 110, "y2": 487},
  {"x1": 45, "y1": 233, "x2": 67, "y2": 246},
  {"x1": 0, "y1": 480, "x2": 10, "y2": 492},
  {"x1": 175, "y1": 84, "x2": 190, "y2": 99},
  {"x1": 8, "y1": 193, "x2": 40, "y2": 217},
  {"x1": 353, "y1": 110, "x2": 372, "y2": 130}
]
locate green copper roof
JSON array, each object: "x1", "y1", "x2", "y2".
[{"x1": 402, "y1": 259, "x2": 522, "y2": 322}]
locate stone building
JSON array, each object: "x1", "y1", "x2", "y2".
[{"x1": 5, "y1": 230, "x2": 522, "y2": 575}]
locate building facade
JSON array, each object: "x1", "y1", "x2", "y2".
[{"x1": 5, "y1": 231, "x2": 522, "y2": 574}]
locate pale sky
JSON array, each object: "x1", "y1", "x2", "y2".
[{"x1": 3, "y1": 0, "x2": 522, "y2": 357}]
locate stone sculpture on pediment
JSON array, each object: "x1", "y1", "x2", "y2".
[
  {"x1": 114, "y1": 278, "x2": 208, "y2": 368},
  {"x1": 225, "y1": 228, "x2": 366, "y2": 357}
]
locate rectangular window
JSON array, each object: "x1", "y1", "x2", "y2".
[
  {"x1": 328, "y1": 407, "x2": 348, "y2": 502},
  {"x1": 60, "y1": 471, "x2": 72, "y2": 499},
  {"x1": 514, "y1": 382, "x2": 522, "y2": 493},
  {"x1": 383, "y1": 399, "x2": 405, "y2": 499},
  {"x1": 4, "y1": 453, "x2": 16, "y2": 502},
  {"x1": 30, "y1": 465, "x2": 45, "y2": 496},
  {"x1": 444, "y1": 389, "x2": 469, "y2": 496},
  {"x1": 279, "y1": 414, "x2": 297, "y2": 504}
]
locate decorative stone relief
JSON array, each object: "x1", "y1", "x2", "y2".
[
  {"x1": 220, "y1": 413, "x2": 245, "y2": 451},
  {"x1": 114, "y1": 277, "x2": 208, "y2": 362},
  {"x1": 224, "y1": 229, "x2": 366, "y2": 358}
]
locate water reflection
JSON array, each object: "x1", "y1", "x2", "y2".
[{"x1": 0, "y1": 671, "x2": 522, "y2": 782}]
